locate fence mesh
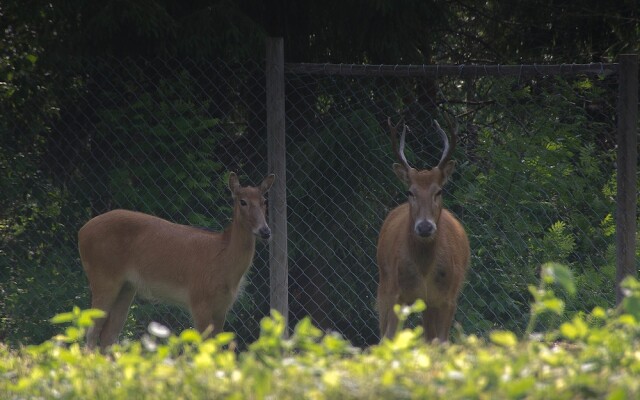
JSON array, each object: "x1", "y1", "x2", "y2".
[{"x1": 0, "y1": 58, "x2": 623, "y2": 348}]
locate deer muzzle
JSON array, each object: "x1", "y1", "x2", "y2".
[
  {"x1": 414, "y1": 219, "x2": 437, "y2": 238},
  {"x1": 256, "y1": 226, "x2": 272, "y2": 240}
]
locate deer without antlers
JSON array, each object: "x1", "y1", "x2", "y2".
[
  {"x1": 376, "y1": 118, "x2": 470, "y2": 342},
  {"x1": 78, "y1": 172, "x2": 275, "y2": 349}
]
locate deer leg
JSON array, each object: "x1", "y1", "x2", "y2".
[
  {"x1": 210, "y1": 314, "x2": 226, "y2": 337},
  {"x1": 438, "y1": 303, "x2": 457, "y2": 342},
  {"x1": 422, "y1": 307, "x2": 441, "y2": 342},
  {"x1": 383, "y1": 307, "x2": 400, "y2": 340},
  {"x1": 98, "y1": 283, "x2": 136, "y2": 349},
  {"x1": 191, "y1": 300, "x2": 227, "y2": 338},
  {"x1": 86, "y1": 281, "x2": 124, "y2": 349},
  {"x1": 422, "y1": 303, "x2": 456, "y2": 342},
  {"x1": 86, "y1": 316, "x2": 106, "y2": 349},
  {"x1": 377, "y1": 286, "x2": 400, "y2": 341}
]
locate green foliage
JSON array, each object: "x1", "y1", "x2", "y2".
[
  {"x1": 0, "y1": 186, "x2": 90, "y2": 344},
  {"x1": 5, "y1": 272, "x2": 640, "y2": 399},
  {"x1": 0, "y1": 2, "x2": 83, "y2": 345},
  {"x1": 452, "y1": 75, "x2": 617, "y2": 334},
  {"x1": 90, "y1": 68, "x2": 225, "y2": 222},
  {"x1": 525, "y1": 262, "x2": 576, "y2": 336},
  {"x1": 50, "y1": 307, "x2": 105, "y2": 343}
]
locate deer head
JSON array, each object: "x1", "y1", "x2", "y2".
[
  {"x1": 388, "y1": 118, "x2": 457, "y2": 240},
  {"x1": 228, "y1": 172, "x2": 275, "y2": 240}
]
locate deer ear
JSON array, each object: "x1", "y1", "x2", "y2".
[
  {"x1": 228, "y1": 172, "x2": 240, "y2": 195},
  {"x1": 260, "y1": 174, "x2": 276, "y2": 193},
  {"x1": 392, "y1": 163, "x2": 410, "y2": 185},
  {"x1": 440, "y1": 160, "x2": 456, "y2": 184}
]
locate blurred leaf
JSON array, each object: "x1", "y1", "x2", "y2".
[
  {"x1": 622, "y1": 296, "x2": 640, "y2": 320},
  {"x1": 179, "y1": 329, "x2": 202, "y2": 344},
  {"x1": 50, "y1": 312, "x2": 75, "y2": 325},
  {"x1": 542, "y1": 262, "x2": 576, "y2": 296},
  {"x1": 490, "y1": 330, "x2": 518, "y2": 348}
]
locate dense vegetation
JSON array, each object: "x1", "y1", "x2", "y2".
[{"x1": 4, "y1": 265, "x2": 640, "y2": 399}]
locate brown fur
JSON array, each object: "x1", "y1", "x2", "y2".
[{"x1": 78, "y1": 172, "x2": 274, "y2": 349}]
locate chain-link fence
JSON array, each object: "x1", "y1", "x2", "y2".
[
  {"x1": 283, "y1": 61, "x2": 630, "y2": 346},
  {"x1": 1, "y1": 55, "x2": 636, "y2": 348},
  {"x1": 2, "y1": 58, "x2": 272, "y2": 347}
]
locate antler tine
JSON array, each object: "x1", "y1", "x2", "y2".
[
  {"x1": 434, "y1": 119, "x2": 457, "y2": 169},
  {"x1": 388, "y1": 117, "x2": 411, "y2": 170}
]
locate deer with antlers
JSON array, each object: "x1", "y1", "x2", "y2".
[
  {"x1": 78, "y1": 172, "x2": 274, "y2": 349},
  {"x1": 376, "y1": 118, "x2": 470, "y2": 342}
]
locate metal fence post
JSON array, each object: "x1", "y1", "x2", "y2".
[
  {"x1": 616, "y1": 54, "x2": 638, "y2": 304},
  {"x1": 266, "y1": 37, "x2": 289, "y2": 334}
]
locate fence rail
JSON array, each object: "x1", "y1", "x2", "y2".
[
  {"x1": 285, "y1": 62, "x2": 619, "y2": 77},
  {"x1": 1, "y1": 49, "x2": 637, "y2": 348}
]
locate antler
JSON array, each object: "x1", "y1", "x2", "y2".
[
  {"x1": 434, "y1": 119, "x2": 457, "y2": 169},
  {"x1": 388, "y1": 117, "x2": 411, "y2": 170}
]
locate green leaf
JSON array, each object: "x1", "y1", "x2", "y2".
[
  {"x1": 63, "y1": 326, "x2": 83, "y2": 342},
  {"x1": 559, "y1": 317, "x2": 588, "y2": 340},
  {"x1": 542, "y1": 262, "x2": 576, "y2": 295},
  {"x1": 293, "y1": 317, "x2": 322, "y2": 339},
  {"x1": 591, "y1": 306, "x2": 607, "y2": 319},
  {"x1": 50, "y1": 312, "x2": 74, "y2": 324},
  {"x1": 617, "y1": 314, "x2": 637, "y2": 326},
  {"x1": 214, "y1": 332, "x2": 235, "y2": 346},
  {"x1": 260, "y1": 311, "x2": 286, "y2": 338},
  {"x1": 77, "y1": 309, "x2": 106, "y2": 328},
  {"x1": 490, "y1": 330, "x2": 518, "y2": 348},
  {"x1": 560, "y1": 322, "x2": 579, "y2": 340},
  {"x1": 179, "y1": 329, "x2": 202, "y2": 344},
  {"x1": 622, "y1": 295, "x2": 640, "y2": 320},
  {"x1": 392, "y1": 330, "x2": 418, "y2": 350},
  {"x1": 410, "y1": 299, "x2": 426, "y2": 313},
  {"x1": 541, "y1": 298, "x2": 565, "y2": 315}
]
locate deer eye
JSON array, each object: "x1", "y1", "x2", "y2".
[
  {"x1": 240, "y1": 199, "x2": 247, "y2": 206},
  {"x1": 407, "y1": 190, "x2": 415, "y2": 198},
  {"x1": 435, "y1": 189, "x2": 443, "y2": 197}
]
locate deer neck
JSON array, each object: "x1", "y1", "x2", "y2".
[
  {"x1": 221, "y1": 216, "x2": 257, "y2": 285},
  {"x1": 407, "y1": 220, "x2": 438, "y2": 271}
]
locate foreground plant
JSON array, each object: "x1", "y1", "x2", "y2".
[{"x1": 3, "y1": 264, "x2": 640, "y2": 399}]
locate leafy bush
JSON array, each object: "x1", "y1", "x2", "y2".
[
  {"x1": 452, "y1": 75, "x2": 618, "y2": 335},
  {"x1": 3, "y1": 264, "x2": 640, "y2": 399}
]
